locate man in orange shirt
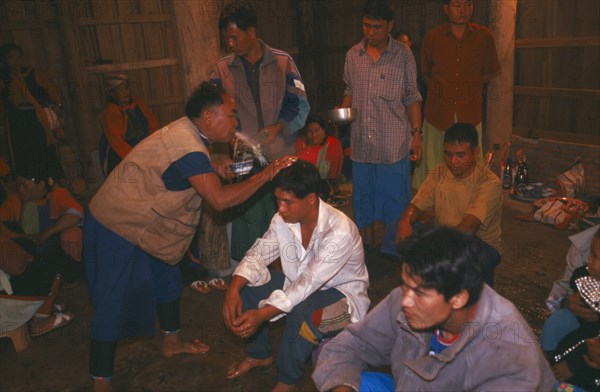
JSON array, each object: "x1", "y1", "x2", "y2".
[{"x1": 412, "y1": 0, "x2": 500, "y2": 189}]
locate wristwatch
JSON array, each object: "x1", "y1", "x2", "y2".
[{"x1": 411, "y1": 127, "x2": 422, "y2": 136}]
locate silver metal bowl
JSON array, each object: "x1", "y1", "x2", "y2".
[
  {"x1": 229, "y1": 159, "x2": 254, "y2": 176},
  {"x1": 327, "y1": 108, "x2": 358, "y2": 124}
]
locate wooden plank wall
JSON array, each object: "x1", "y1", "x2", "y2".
[
  {"x1": 1, "y1": 0, "x2": 188, "y2": 171},
  {"x1": 4, "y1": 0, "x2": 597, "y2": 177},
  {"x1": 77, "y1": 0, "x2": 185, "y2": 126},
  {"x1": 514, "y1": 0, "x2": 600, "y2": 144}
]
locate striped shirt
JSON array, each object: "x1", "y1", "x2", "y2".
[{"x1": 343, "y1": 37, "x2": 421, "y2": 164}]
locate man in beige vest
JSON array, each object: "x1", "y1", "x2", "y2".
[{"x1": 84, "y1": 82, "x2": 296, "y2": 391}]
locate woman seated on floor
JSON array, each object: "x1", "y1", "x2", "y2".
[
  {"x1": 0, "y1": 163, "x2": 84, "y2": 286},
  {"x1": 0, "y1": 233, "x2": 73, "y2": 338},
  {"x1": 294, "y1": 114, "x2": 346, "y2": 205},
  {"x1": 0, "y1": 182, "x2": 74, "y2": 339}
]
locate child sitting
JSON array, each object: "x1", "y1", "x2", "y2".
[{"x1": 548, "y1": 227, "x2": 600, "y2": 389}]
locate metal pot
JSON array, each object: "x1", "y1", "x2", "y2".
[{"x1": 327, "y1": 108, "x2": 358, "y2": 124}]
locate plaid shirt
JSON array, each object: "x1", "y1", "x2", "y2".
[{"x1": 343, "y1": 37, "x2": 421, "y2": 164}]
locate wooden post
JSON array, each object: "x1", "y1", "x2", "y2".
[
  {"x1": 486, "y1": 0, "x2": 517, "y2": 166},
  {"x1": 56, "y1": 1, "x2": 104, "y2": 186},
  {"x1": 170, "y1": 0, "x2": 222, "y2": 96},
  {"x1": 294, "y1": 0, "x2": 318, "y2": 109}
]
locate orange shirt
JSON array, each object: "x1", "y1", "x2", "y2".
[
  {"x1": 0, "y1": 187, "x2": 83, "y2": 231},
  {"x1": 100, "y1": 98, "x2": 159, "y2": 159},
  {"x1": 421, "y1": 23, "x2": 500, "y2": 131}
]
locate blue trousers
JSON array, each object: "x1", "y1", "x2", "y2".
[
  {"x1": 360, "y1": 371, "x2": 394, "y2": 392},
  {"x1": 352, "y1": 158, "x2": 411, "y2": 230},
  {"x1": 241, "y1": 271, "x2": 345, "y2": 385},
  {"x1": 541, "y1": 308, "x2": 580, "y2": 351},
  {"x1": 382, "y1": 220, "x2": 500, "y2": 286}
]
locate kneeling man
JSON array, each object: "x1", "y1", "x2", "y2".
[
  {"x1": 313, "y1": 227, "x2": 555, "y2": 391},
  {"x1": 223, "y1": 159, "x2": 370, "y2": 391}
]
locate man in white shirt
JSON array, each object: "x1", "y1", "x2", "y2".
[{"x1": 222, "y1": 159, "x2": 370, "y2": 392}]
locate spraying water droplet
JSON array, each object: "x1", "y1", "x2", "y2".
[{"x1": 234, "y1": 132, "x2": 268, "y2": 166}]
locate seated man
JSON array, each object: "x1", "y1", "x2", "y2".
[
  {"x1": 394, "y1": 122, "x2": 502, "y2": 285},
  {"x1": 222, "y1": 159, "x2": 370, "y2": 392},
  {"x1": 313, "y1": 227, "x2": 555, "y2": 391}
]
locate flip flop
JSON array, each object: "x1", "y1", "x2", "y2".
[
  {"x1": 30, "y1": 312, "x2": 74, "y2": 337},
  {"x1": 208, "y1": 278, "x2": 229, "y2": 291},
  {"x1": 34, "y1": 303, "x2": 67, "y2": 319},
  {"x1": 190, "y1": 280, "x2": 212, "y2": 294}
]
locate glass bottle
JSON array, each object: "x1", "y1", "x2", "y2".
[
  {"x1": 502, "y1": 159, "x2": 513, "y2": 189},
  {"x1": 514, "y1": 158, "x2": 529, "y2": 196}
]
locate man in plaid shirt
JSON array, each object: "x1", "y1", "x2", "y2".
[{"x1": 341, "y1": 0, "x2": 422, "y2": 255}]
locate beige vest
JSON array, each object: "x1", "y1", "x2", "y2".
[{"x1": 90, "y1": 117, "x2": 209, "y2": 264}]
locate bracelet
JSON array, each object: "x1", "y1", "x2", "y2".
[
  {"x1": 90, "y1": 374, "x2": 112, "y2": 381},
  {"x1": 411, "y1": 128, "x2": 422, "y2": 136},
  {"x1": 161, "y1": 328, "x2": 181, "y2": 335}
]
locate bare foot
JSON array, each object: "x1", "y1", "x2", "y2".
[
  {"x1": 226, "y1": 356, "x2": 273, "y2": 380},
  {"x1": 272, "y1": 381, "x2": 299, "y2": 392},
  {"x1": 162, "y1": 333, "x2": 210, "y2": 358},
  {"x1": 93, "y1": 378, "x2": 112, "y2": 392}
]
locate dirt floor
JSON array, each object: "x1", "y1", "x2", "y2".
[{"x1": 0, "y1": 188, "x2": 578, "y2": 391}]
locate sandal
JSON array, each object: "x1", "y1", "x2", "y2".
[
  {"x1": 30, "y1": 312, "x2": 74, "y2": 337},
  {"x1": 34, "y1": 303, "x2": 67, "y2": 319},
  {"x1": 208, "y1": 278, "x2": 229, "y2": 291},
  {"x1": 190, "y1": 280, "x2": 212, "y2": 294}
]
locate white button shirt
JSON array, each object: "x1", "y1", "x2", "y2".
[{"x1": 233, "y1": 199, "x2": 370, "y2": 323}]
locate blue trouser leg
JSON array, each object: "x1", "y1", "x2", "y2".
[
  {"x1": 360, "y1": 371, "x2": 395, "y2": 392},
  {"x1": 241, "y1": 271, "x2": 286, "y2": 359},
  {"x1": 276, "y1": 287, "x2": 344, "y2": 385},
  {"x1": 541, "y1": 308, "x2": 580, "y2": 351},
  {"x1": 240, "y1": 271, "x2": 345, "y2": 385},
  {"x1": 480, "y1": 240, "x2": 500, "y2": 287}
]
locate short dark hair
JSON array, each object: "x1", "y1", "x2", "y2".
[
  {"x1": 303, "y1": 114, "x2": 327, "y2": 133},
  {"x1": 362, "y1": 0, "x2": 394, "y2": 22},
  {"x1": 219, "y1": 1, "x2": 257, "y2": 31},
  {"x1": 0, "y1": 43, "x2": 22, "y2": 64},
  {"x1": 185, "y1": 82, "x2": 226, "y2": 119},
  {"x1": 15, "y1": 162, "x2": 57, "y2": 191},
  {"x1": 273, "y1": 159, "x2": 319, "y2": 200},
  {"x1": 443, "y1": 122, "x2": 478, "y2": 150},
  {"x1": 402, "y1": 227, "x2": 485, "y2": 307}
]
